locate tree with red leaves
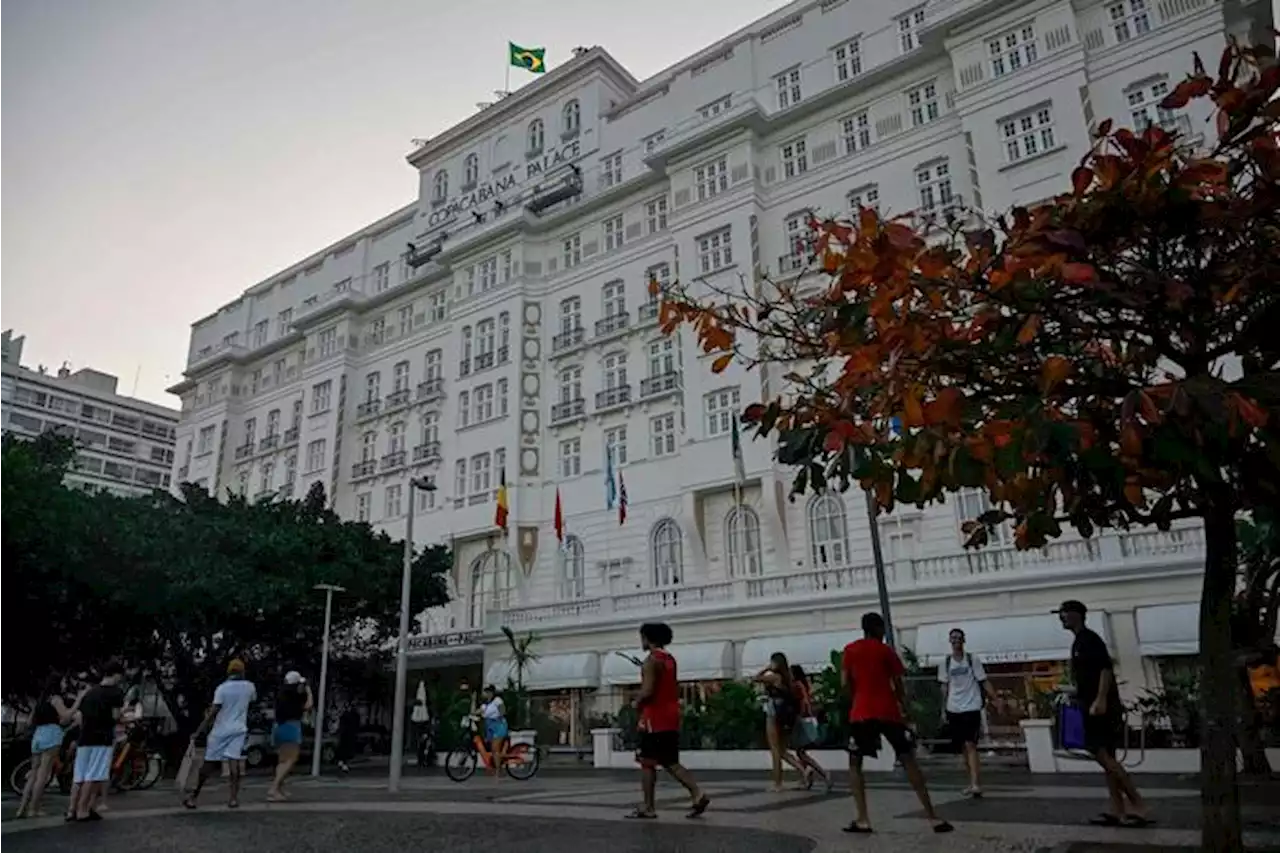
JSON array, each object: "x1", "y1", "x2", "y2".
[{"x1": 659, "y1": 41, "x2": 1279, "y2": 850}]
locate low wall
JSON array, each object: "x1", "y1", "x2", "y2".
[
  {"x1": 1020, "y1": 719, "x2": 1280, "y2": 774},
  {"x1": 590, "y1": 728, "x2": 895, "y2": 772}
]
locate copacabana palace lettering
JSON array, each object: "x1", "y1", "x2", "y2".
[{"x1": 426, "y1": 139, "x2": 582, "y2": 229}]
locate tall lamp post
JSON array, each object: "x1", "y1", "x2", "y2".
[
  {"x1": 311, "y1": 583, "x2": 346, "y2": 777},
  {"x1": 389, "y1": 475, "x2": 436, "y2": 792}
]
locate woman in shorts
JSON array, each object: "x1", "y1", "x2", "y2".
[
  {"x1": 267, "y1": 671, "x2": 311, "y2": 802},
  {"x1": 16, "y1": 674, "x2": 73, "y2": 818}
]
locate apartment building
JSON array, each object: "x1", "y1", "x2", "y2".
[
  {"x1": 169, "y1": 0, "x2": 1265, "y2": 747},
  {"x1": 2, "y1": 330, "x2": 179, "y2": 496}
]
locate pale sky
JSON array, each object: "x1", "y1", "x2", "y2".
[{"x1": 2, "y1": 0, "x2": 783, "y2": 406}]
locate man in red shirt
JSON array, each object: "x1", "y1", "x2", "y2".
[
  {"x1": 627, "y1": 622, "x2": 710, "y2": 820},
  {"x1": 841, "y1": 612, "x2": 953, "y2": 834}
]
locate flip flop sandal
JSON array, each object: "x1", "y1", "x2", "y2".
[
  {"x1": 686, "y1": 796, "x2": 711, "y2": 818},
  {"x1": 933, "y1": 821, "x2": 955, "y2": 833},
  {"x1": 1121, "y1": 815, "x2": 1156, "y2": 828},
  {"x1": 1089, "y1": 813, "x2": 1122, "y2": 826},
  {"x1": 842, "y1": 822, "x2": 874, "y2": 834},
  {"x1": 624, "y1": 809, "x2": 657, "y2": 820}
]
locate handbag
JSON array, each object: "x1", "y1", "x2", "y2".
[
  {"x1": 175, "y1": 742, "x2": 196, "y2": 792},
  {"x1": 1060, "y1": 703, "x2": 1086, "y2": 751}
]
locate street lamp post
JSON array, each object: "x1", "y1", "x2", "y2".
[
  {"x1": 389, "y1": 475, "x2": 436, "y2": 792},
  {"x1": 311, "y1": 583, "x2": 346, "y2": 777},
  {"x1": 863, "y1": 488, "x2": 896, "y2": 648}
]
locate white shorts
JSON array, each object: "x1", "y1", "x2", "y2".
[
  {"x1": 73, "y1": 745, "x2": 113, "y2": 783},
  {"x1": 204, "y1": 731, "x2": 247, "y2": 762}
]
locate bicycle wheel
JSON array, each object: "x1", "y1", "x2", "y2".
[
  {"x1": 504, "y1": 744, "x2": 540, "y2": 781},
  {"x1": 10, "y1": 758, "x2": 33, "y2": 796},
  {"x1": 135, "y1": 753, "x2": 164, "y2": 790},
  {"x1": 124, "y1": 752, "x2": 150, "y2": 790},
  {"x1": 443, "y1": 746, "x2": 477, "y2": 782}
]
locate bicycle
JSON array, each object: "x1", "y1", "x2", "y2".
[
  {"x1": 443, "y1": 716, "x2": 539, "y2": 782},
  {"x1": 8, "y1": 748, "x2": 73, "y2": 797}
]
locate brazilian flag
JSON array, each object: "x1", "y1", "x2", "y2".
[{"x1": 509, "y1": 42, "x2": 546, "y2": 74}]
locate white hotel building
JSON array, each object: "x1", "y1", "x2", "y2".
[{"x1": 170, "y1": 0, "x2": 1266, "y2": 747}]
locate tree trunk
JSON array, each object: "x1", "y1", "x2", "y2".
[{"x1": 1200, "y1": 501, "x2": 1243, "y2": 852}]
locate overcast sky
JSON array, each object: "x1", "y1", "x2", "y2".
[{"x1": 2, "y1": 0, "x2": 782, "y2": 405}]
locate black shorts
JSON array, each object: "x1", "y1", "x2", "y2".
[
  {"x1": 847, "y1": 720, "x2": 915, "y2": 759},
  {"x1": 636, "y1": 731, "x2": 680, "y2": 769},
  {"x1": 947, "y1": 710, "x2": 982, "y2": 748},
  {"x1": 1083, "y1": 713, "x2": 1124, "y2": 755}
]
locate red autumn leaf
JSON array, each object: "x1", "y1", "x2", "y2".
[
  {"x1": 1138, "y1": 391, "x2": 1163, "y2": 425},
  {"x1": 1040, "y1": 356, "x2": 1072, "y2": 393},
  {"x1": 923, "y1": 387, "x2": 964, "y2": 428},
  {"x1": 902, "y1": 391, "x2": 925, "y2": 428},
  {"x1": 1179, "y1": 159, "x2": 1228, "y2": 185},
  {"x1": 1120, "y1": 425, "x2": 1143, "y2": 457},
  {"x1": 1124, "y1": 478, "x2": 1145, "y2": 507},
  {"x1": 1017, "y1": 314, "x2": 1042, "y2": 345},
  {"x1": 885, "y1": 222, "x2": 920, "y2": 251},
  {"x1": 1071, "y1": 166, "x2": 1094, "y2": 196},
  {"x1": 1062, "y1": 262, "x2": 1098, "y2": 284},
  {"x1": 1096, "y1": 118, "x2": 1113, "y2": 138},
  {"x1": 710, "y1": 353, "x2": 733, "y2": 374},
  {"x1": 823, "y1": 431, "x2": 846, "y2": 453},
  {"x1": 742, "y1": 403, "x2": 766, "y2": 423},
  {"x1": 1232, "y1": 393, "x2": 1270, "y2": 429},
  {"x1": 1045, "y1": 230, "x2": 1087, "y2": 252}
]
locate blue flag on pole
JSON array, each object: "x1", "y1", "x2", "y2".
[{"x1": 604, "y1": 445, "x2": 617, "y2": 509}]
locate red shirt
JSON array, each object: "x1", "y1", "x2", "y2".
[
  {"x1": 640, "y1": 649, "x2": 681, "y2": 732},
  {"x1": 842, "y1": 638, "x2": 905, "y2": 723}
]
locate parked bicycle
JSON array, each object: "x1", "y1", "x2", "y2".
[{"x1": 443, "y1": 715, "x2": 539, "y2": 782}]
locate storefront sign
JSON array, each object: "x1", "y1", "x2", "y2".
[
  {"x1": 407, "y1": 631, "x2": 481, "y2": 651},
  {"x1": 424, "y1": 139, "x2": 582, "y2": 230}
]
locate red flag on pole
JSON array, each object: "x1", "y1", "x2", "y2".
[
  {"x1": 494, "y1": 468, "x2": 509, "y2": 534},
  {"x1": 554, "y1": 487, "x2": 564, "y2": 543}
]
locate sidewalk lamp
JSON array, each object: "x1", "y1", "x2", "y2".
[
  {"x1": 311, "y1": 583, "x2": 346, "y2": 777},
  {"x1": 389, "y1": 475, "x2": 436, "y2": 792}
]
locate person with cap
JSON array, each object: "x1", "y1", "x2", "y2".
[
  {"x1": 183, "y1": 658, "x2": 257, "y2": 810},
  {"x1": 267, "y1": 670, "x2": 312, "y2": 802},
  {"x1": 1057, "y1": 599, "x2": 1151, "y2": 827}
]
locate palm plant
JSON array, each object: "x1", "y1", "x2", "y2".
[{"x1": 499, "y1": 626, "x2": 539, "y2": 729}]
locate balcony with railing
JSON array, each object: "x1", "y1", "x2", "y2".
[
  {"x1": 234, "y1": 443, "x2": 254, "y2": 461},
  {"x1": 640, "y1": 371, "x2": 682, "y2": 398},
  {"x1": 552, "y1": 326, "x2": 585, "y2": 354},
  {"x1": 283, "y1": 426, "x2": 300, "y2": 445},
  {"x1": 638, "y1": 301, "x2": 660, "y2": 324},
  {"x1": 550, "y1": 398, "x2": 586, "y2": 425},
  {"x1": 595, "y1": 312, "x2": 630, "y2": 339},
  {"x1": 459, "y1": 359, "x2": 472, "y2": 377},
  {"x1": 417, "y1": 377, "x2": 445, "y2": 401},
  {"x1": 177, "y1": 465, "x2": 190, "y2": 481},
  {"x1": 385, "y1": 388, "x2": 412, "y2": 411},
  {"x1": 351, "y1": 459, "x2": 377, "y2": 479},
  {"x1": 356, "y1": 399, "x2": 381, "y2": 420},
  {"x1": 497, "y1": 345, "x2": 510, "y2": 364},
  {"x1": 413, "y1": 441, "x2": 442, "y2": 464},
  {"x1": 382, "y1": 450, "x2": 407, "y2": 471},
  {"x1": 498, "y1": 526, "x2": 1206, "y2": 633},
  {"x1": 259, "y1": 434, "x2": 280, "y2": 452},
  {"x1": 474, "y1": 351, "x2": 494, "y2": 371},
  {"x1": 595, "y1": 385, "x2": 631, "y2": 411},
  {"x1": 279, "y1": 481, "x2": 295, "y2": 499}
]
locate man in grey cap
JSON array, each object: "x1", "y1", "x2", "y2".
[{"x1": 1057, "y1": 600, "x2": 1150, "y2": 827}]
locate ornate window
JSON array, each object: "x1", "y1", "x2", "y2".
[
  {"x1": 808, "y1": 494, "x2": 849, "y2": 567},
  {"x1": 726, "y1": 505, "x2": 762, "y2": 577},
  {"x1": 651, "y1": 518, "x2": 683, "y2": 586}
]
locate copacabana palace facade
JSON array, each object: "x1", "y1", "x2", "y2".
[{"x1": 169, "y1": 0, "x2": 1268, "y2": 749}]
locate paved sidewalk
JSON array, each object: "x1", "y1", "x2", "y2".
[{"x1": 4, "y1": 772, "x2": 1277, "y2": 852}]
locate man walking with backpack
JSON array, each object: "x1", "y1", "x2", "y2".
[{"x1": 938, "y1": 628, "x2": 995, "y2": 797}]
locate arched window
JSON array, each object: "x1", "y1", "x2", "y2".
[
  {"x1": 433, "y1": 169, "x2": 448, "y2": 203},
  {"x1": 464, "y1": 153, "x2": 479, "y2": 187},
  {"x1": 562, "y1": 100, "x2": 581, "y2": 135},
  {"x1": 651, "y1": 518, "x2": 683, "y2": 586},
  {"x1": 562, "y1": 535, "x2": 585, "y2": 599},
  {"x1": 726, "y1": 505, "x2": 762, "y2": 577},
  {"x1": 468, "y1": 549, "x2": 515, "y2": 628},
  {"x1": 808, "y1": 493, "x2": 849, "y2": 567},
  {"x1": 527, "y1": 119, "x2": 545, "y2": 154}
]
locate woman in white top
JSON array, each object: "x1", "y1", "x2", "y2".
[{"x1": 479, "y1": 685, "x2": 508, "y2": 777}]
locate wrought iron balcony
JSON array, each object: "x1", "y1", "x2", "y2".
[
  {"x1": 595, "y1": 312, "x2": 630, "y2": 338},
  {"x1": 234, "y1": 443, "x2": 254, "y2": 461},
  {"x1": 356, "y1": 399, "x2": 381, "y2": 419},
  {"x1": 638, "y1": 302, "x2": 660, "y2": 324},
  {"x1": 381, "y1": 450, "x2": 407, "y2": 471},
  {"x1": 551, "y1": 398, "x2": 586, "y2": 424},
  {"x1": 417, "y1": 377, "x2": 445, "y2": 401},
  {"x1": 259, "y1": 434, "x2": 280, "y2": 451},
  {"x1": 552, "y1": 326, "x2": 585, "y2": 354},
  {"x1": 459, "y1": 360, "x2": 472, "y2": 377},
  {"x1": 640, "y1": 371, "x2": 682, "y2": 398},
  {"x1": 351, "y1": 460, "x2": 377, "y2": 479},
  {"x1": 283, "y1": 426, "x2": 300, "y2": 444},
  {"x1": 595, "y1": 386, "x2": 632, "y2": 410},
  {"x1": 413, "y1": 442, "x2": 442, "y2": 464},
  {"x1": 497, "y1": 345, "x2": 510, "y2": 364},
  {"x1": 385, "y1": 388, "x2": 412, "y2": 410},
  {"x1": 475, "y1": 351, "x2": 495, "y2": 370}
]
